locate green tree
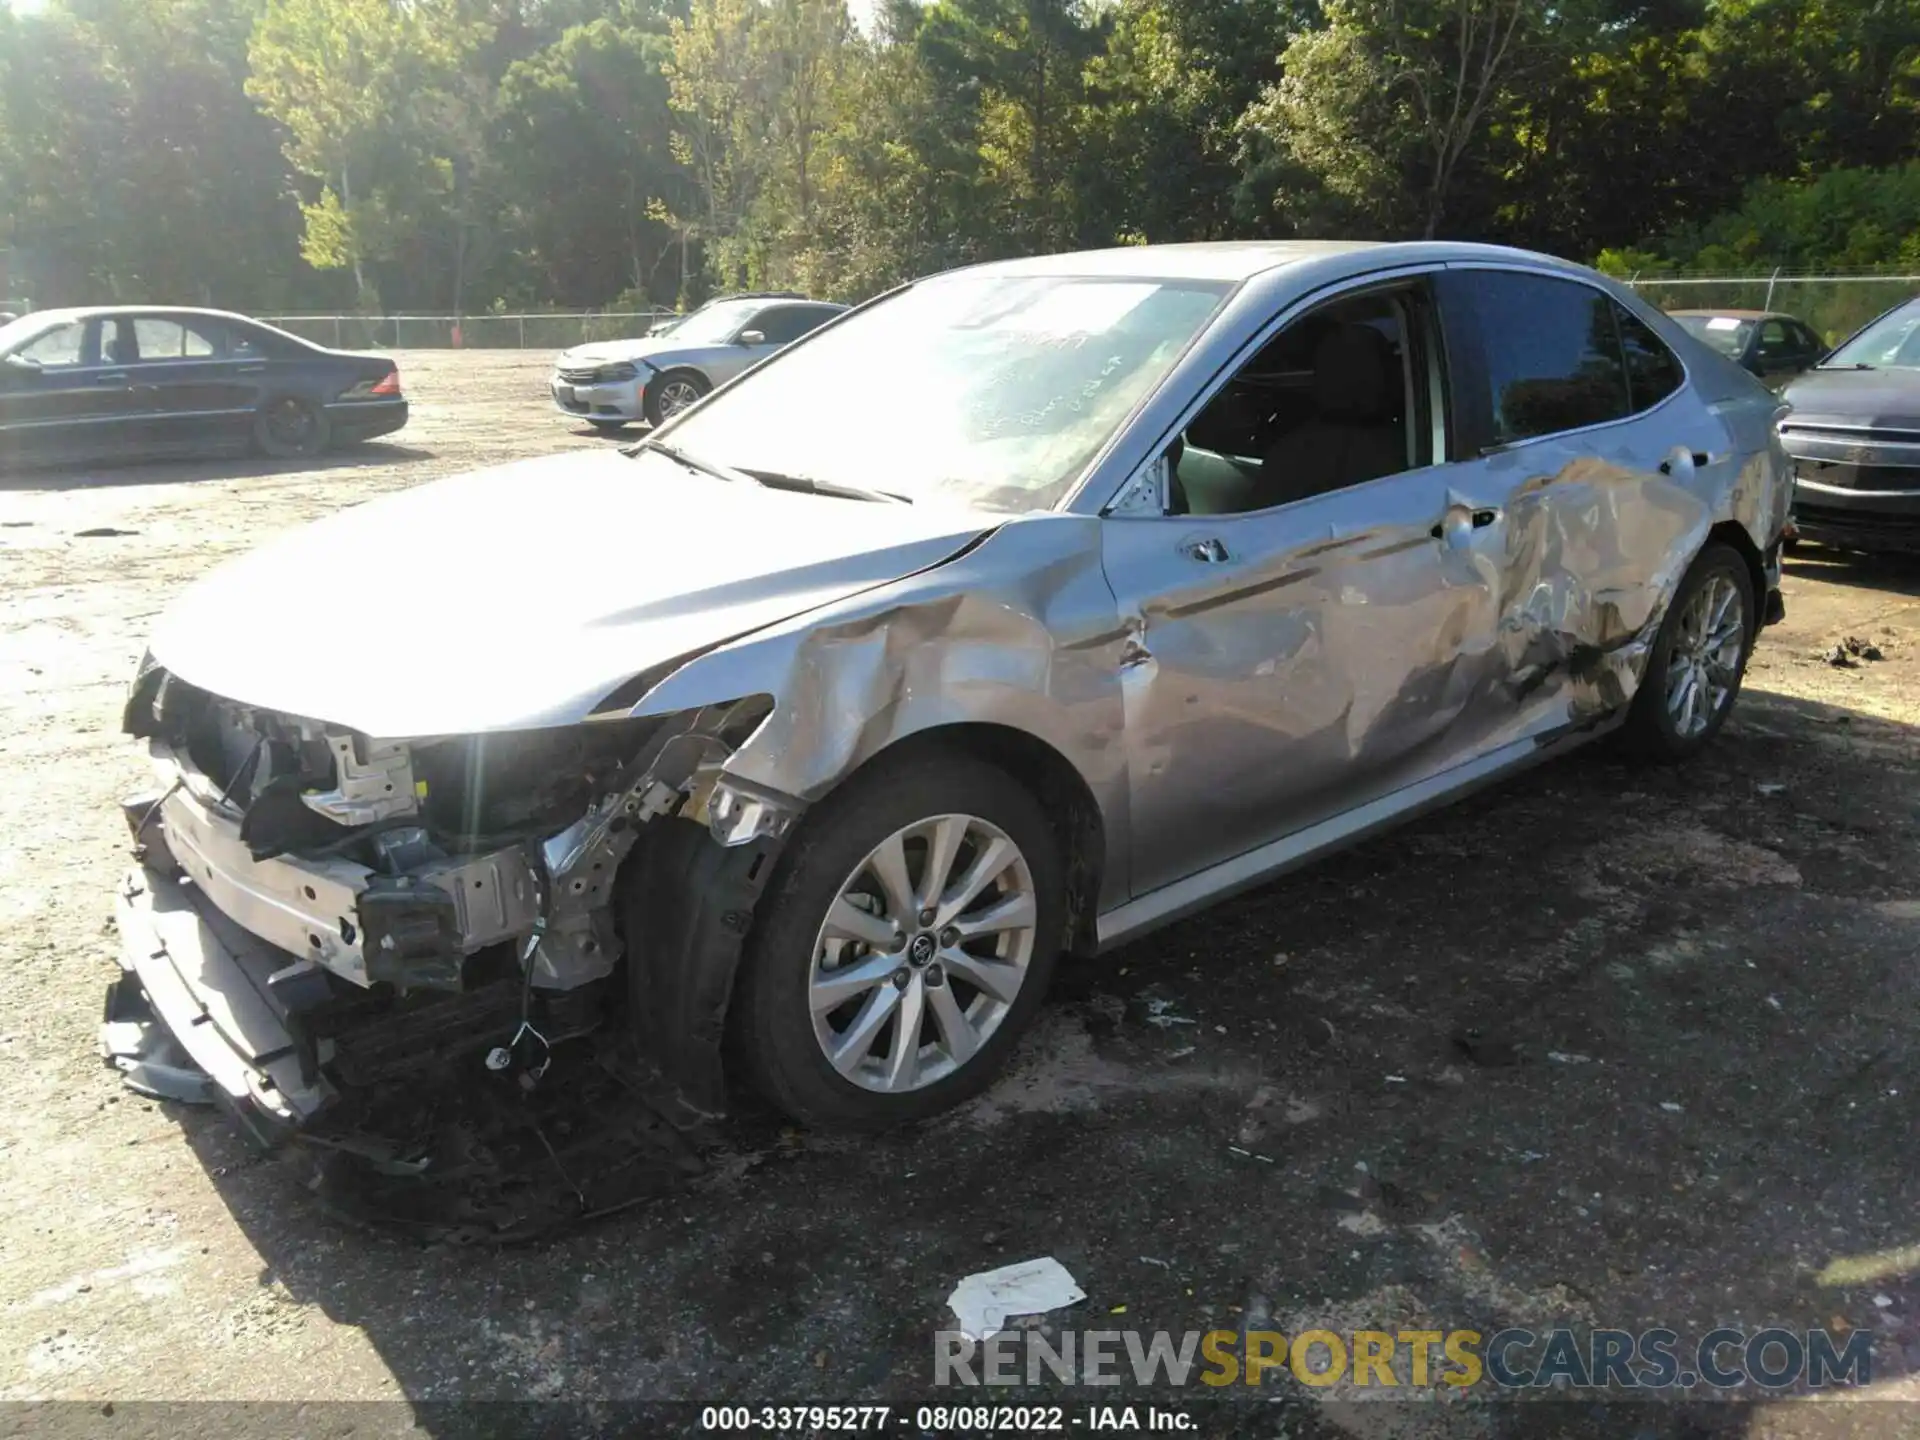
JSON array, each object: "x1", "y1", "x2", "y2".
[{"x1": 493, "y1": 14, "x2": 686, "y2": 304}]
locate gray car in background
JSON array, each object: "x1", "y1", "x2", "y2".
[
  {"x1": 551, "y1": 294, "x2": 847, "y2": 430},
  {"x1": 110, "y1": 240, "x2": 1789, "y2": 1156}
]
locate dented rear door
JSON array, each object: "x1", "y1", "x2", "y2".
[{"x1": 1431, "y1": 265, "x2": 1724, "y2": 742}]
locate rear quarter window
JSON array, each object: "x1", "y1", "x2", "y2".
[{"x1": 1614, "y1": 305, "x2": 1683, "y2": 412}]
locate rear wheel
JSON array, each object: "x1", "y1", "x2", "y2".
[
  {"x1": 733, "y1": 751, "x2": 1063, "y2": 1130},
  {"x1": 1620, "y1": 541, "x2": 1756, "y2": 761},
  {"x1": 254, "y1": 395, "x2": 330, "y2": 458},
  {"x1": 642, "y1": 369, "x2": 708, "y2": 427}
]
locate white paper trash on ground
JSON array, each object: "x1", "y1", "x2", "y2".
[{"x1": 947, "y1": 1257, "x2": 1086, "y2": 1341}]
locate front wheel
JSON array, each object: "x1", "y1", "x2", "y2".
[
  {"x1": 733, "y1": 751, "x2": 1064, "y2": 1130},
  {"x1": 1620, "y1": 541, "x2": 1756, "y2": 761},
  {"x1": 642, "y1": 369, "x2": 708, "y2": 427}
]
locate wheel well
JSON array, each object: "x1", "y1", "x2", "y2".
[
  {"x1": 1707, "y1": 520, "x2": 1767, "y2": 615},
  {"x1": 843, "y1": 724, "x2": 1106, "y2": 957}
]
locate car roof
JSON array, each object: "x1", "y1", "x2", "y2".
[
  {"x1": 956, "y1": 239, "x2": 1610, "y2": 285},
  {"x1": 1669, "y1": 309, "x2": 1799, "y2": 322},
  {"x1": 13, "y1": 305, "x2": 267, "y2": 326}
]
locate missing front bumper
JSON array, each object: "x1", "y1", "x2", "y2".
[{"x1": 104, "y1": 863, "x2": 334, "y2": 1149}]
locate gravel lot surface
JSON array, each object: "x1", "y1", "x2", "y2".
[{"x1": 2, "y1": 352, "x2": 1917, "y2": 1436}]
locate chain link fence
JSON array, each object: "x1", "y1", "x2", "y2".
[
  {"x1": 214, "y1": 273, "x2": 1920, "y2": 353},
  {"x1": 258, "y1": 309, "x2": 681, "y2": 351},
  {"x1": 1625, "y1": 274, "x2": 1920, "y2": 345}
]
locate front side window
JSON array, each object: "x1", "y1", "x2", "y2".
[
  {"x1": 1452, "y1": 271, "x2": 1630, "y2": 444},
  {"x1": 662, "y1": 273, "x2": 1231, "y2": 513},
  {"x1": 1169, "y1": 284, "x2": 1433, "y2": 516},
  {"x1": 750, "y1": 306, "x2": 831, "y2": 344},
  {"x1": 1825, "y1": 299, "x2": 1920, "y2": 370}
]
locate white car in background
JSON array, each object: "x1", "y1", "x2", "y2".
[{"x1": 550, "y1": 293, "x2": 848, "y2": 430}]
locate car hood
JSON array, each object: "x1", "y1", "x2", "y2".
[
  {"x1": 1780, "y1": 367, "x2": 1920, "y2": 429},
  {"x1": 558, "y1": 338, "x2": 690, "y2": 367},
  {"x1": 149, "y1": 450, "x2": 997, "y2": 738}
]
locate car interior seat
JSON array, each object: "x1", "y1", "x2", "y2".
[{"x1": 1258, "y1": 323, "x2": 1406, "y2": 506}]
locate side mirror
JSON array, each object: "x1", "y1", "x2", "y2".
[
  {"x1": 2, "y1": 353, "x2": 40, "y2": 375},
  {"x1": 737, "y1": 329, "x2": 767, "y2": 346}
]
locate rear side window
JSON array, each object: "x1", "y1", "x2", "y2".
[
  {"x1": 131, "y1": 317, "x2": 221, "y2": 360},
  {"x1": 1445, "y1": 270, "x2": 1630, "y2": 445},
  {"x1": 1614, "y1": 305, "x2": 1683, "y2": 412}
]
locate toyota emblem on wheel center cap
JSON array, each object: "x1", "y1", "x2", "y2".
[{"x1": 908, "y1": 933, "x2": 937, "y2": 965}]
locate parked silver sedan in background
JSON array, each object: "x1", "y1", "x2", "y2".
[
  {"x1": 111, "y1": 240, "x2": 1789, "y2": 1153},
  {"x1": 550, "y1": 293, "x2": 847, "y2": 430}
]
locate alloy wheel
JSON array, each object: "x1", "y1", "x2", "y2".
[
  {"x1": 807, "y1": 813, "x2": 1038, "y2": 1094},
  {"x1": 1664, "y1": 572, "x2": 1746, "y2": 738},
  {"x1": 657, "y1": 379, "x2": 702, "y2": 418},
  {"x1": 265, "y1": 398, "x2": 316, "y2": 450}
]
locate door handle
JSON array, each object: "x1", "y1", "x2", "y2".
[
  {"x1": 1429, "y1": 507, "x2": 1500, "y2": 541},
  {"x1": 92, "y1": 371, "x2": 128, "y2": 385},
  {"x1": 1180, "y1": 536, "x2": 1230, "y2": 564},
  {"x1": 236, "y1": 363, "x2": 268, "y2": 374}
]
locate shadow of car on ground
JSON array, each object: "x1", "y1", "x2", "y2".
[{"x1": 0, "y1": 442, "x2": 434, "y2": 493}]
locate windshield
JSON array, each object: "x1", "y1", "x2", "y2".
[
  {"x1": 662, "y1": 299, "x2": 767, "y2": 347},
  {"x1": 1672, "y1": 314, "x2": 1754, "y2": 359},
  {"x1": 662, "y1": 272, "x2": 1231, "y2": 512},
  {"x1": 1826, "y1": 298, "x2": 1920, "y2": 369}
]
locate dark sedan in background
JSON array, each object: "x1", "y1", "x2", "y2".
[
  {"x1": 1776, "y1": 295, "x2": 1920, "y2": 552},
  {"x1": 1670, "y1": 308, "x2": 1825, "y2": 390},
  {"x1": 0, "y1": 306, "x2": 406, "y2": 469}
]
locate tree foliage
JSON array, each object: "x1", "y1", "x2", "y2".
[{"x1": 0, "y1": 0, "x2": 1915, "y2": 312}]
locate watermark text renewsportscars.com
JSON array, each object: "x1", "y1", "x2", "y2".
[{"x1": 935, "y1": 1326, "x2": 1873, "y2": 1391}]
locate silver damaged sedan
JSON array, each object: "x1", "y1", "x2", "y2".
[{"x1": 111, "y1": 241, "x2": 1790, "y2": 1141}]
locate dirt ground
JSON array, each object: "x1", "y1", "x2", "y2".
[{"x1": 2, "y1": 351, "x2": 1919, "y2": 1436}]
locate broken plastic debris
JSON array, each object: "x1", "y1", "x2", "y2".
[
  {"x1": 1144, "y1": 998, "x2": 1196, "y2": 1028},
  {"x1": 1660, "y1": 1102, "x2": 1684, "y2": 1113},
  {"x1": 1165, "y1": 1046, "x2": 1196, "y2": 1060},
  {"x1": 1757, "y1": 783, "x2": 1786, "y2": 796},
  {"x1": 1873, "y1": 1294, "x2": 1894, "y2": 1309},
  {"x1": 1547, "y1": 1051, "x2": 1593, "y2": 1065},
  {"x1": 947, "y1": 1257, "x2": 1085, "y2": 1342}
]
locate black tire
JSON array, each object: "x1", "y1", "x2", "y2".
[
  {"x1": 733, "y1": 749, "x2": 1065, "y2": 1131},
  {"x1": 1619, "y1": 541, "x2": 1757, "y2": 762},
  {"x1": 642, "y1": 369, "x2": 709, "y2": 427},
  {"x1": 253, "y1": 395, "x2": 330, "y2": 459}
]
